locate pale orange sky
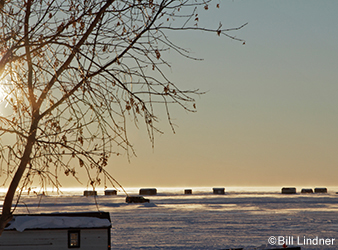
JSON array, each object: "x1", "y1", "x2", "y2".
[
  {"x1": 2, "y1": 1, "x2": 337, "y2": 190},
  {"x1": 103, "y1": 1, "x2": 338, "y2": 188}
]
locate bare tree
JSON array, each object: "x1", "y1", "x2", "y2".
[{"x1": 0, "y1": 0, "x2": 245, "y2": 233}]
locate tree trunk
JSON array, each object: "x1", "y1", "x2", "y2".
[{"x1": 0, "y1": 116, "x2": 39, "y2": 235}]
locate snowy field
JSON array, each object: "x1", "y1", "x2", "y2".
[{"x1": 1, "y1": 187, "x2": 338, "y2": 250}]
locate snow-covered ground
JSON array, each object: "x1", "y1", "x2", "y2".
[{"x1": 1, "y1": 187, "x2": 338, "y2": 249}]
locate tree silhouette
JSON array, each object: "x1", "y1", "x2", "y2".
[{"x1": 0, "y1": 0, "x2": 246, "y2": 233}]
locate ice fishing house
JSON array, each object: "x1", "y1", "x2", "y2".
[
  {"x1": 0, "y1": 212, "x2": 111, "y2": 250},
  {"x1": 139, "y1": 188, "x2": 157, "y2": 195}
]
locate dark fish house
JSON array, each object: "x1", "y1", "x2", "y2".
[
  {"x1": 83, "y1": 190, "x2": 97, "y2": 196},
  {"x1": 139, "y1": 188, "x2": 157, "y2": 195},
  {"x1": 0, "y1": 212, "x2": 111, "y2": 250},
  {"x1": 301, "y1": 188, "x2": 313, "y2": 194},
  {"x1": 104, "y1": 189, "x2": 117, "y2": 196},
  {"x1": 314, "y1": 187, "x2": 327, "y2": 193},
  {"x1": 213, "y1": 188, "x2": 225, "y2": 194},
  {"x1": 281, "y1": 187, "x2": 296, "y2": 194}
]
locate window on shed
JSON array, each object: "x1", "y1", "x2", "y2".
[{"x1": 68, "y1": 230, "x2": 80, "y2": 248}]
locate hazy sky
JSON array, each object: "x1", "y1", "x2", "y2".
[
  {"x1": 3, "y1": 1, "x2": 337, "y2": 190},
  {"x1": 102, "y1": 0, "x2": 338, "y2": 189}
]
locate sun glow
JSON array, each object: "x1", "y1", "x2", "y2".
[
  {"x1": 0, "y1": 84, "x2": 6, "y2": 103},
  {"x1": 0, "y1": 78, "x2": 10, "y2": 109}
]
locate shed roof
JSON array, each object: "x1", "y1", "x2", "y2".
[{"x1": 5, "y1": 212, "x2": 111, "y2": 232}]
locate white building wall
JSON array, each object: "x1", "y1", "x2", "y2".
[{"x1": 0, "y1": 228, "x2": 109, "y2": 250}]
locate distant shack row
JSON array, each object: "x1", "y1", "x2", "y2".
[
  {"x1": 84, "y1": 187, "x2": 329, "y2": 196},
  {"x1": 83, "y1": 190, "x2": 117, "y2": 196},
  {"x1": 83, "y1": 188, "x2": 159, "y2": 196},
  {"x1": 83, "y1": 187, "x2": 227, "y2": 196},
  {"x1": 281, "y1": 187, "x2": 328, "y2": 194}
]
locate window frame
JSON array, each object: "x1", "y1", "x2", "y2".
[{"x1": 68, "y1": 230, "x2": 81, "y2": 248}]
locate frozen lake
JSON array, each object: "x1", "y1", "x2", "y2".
[{"x1": 1, "y1": 187, "x2": 338, "y2": 249}]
